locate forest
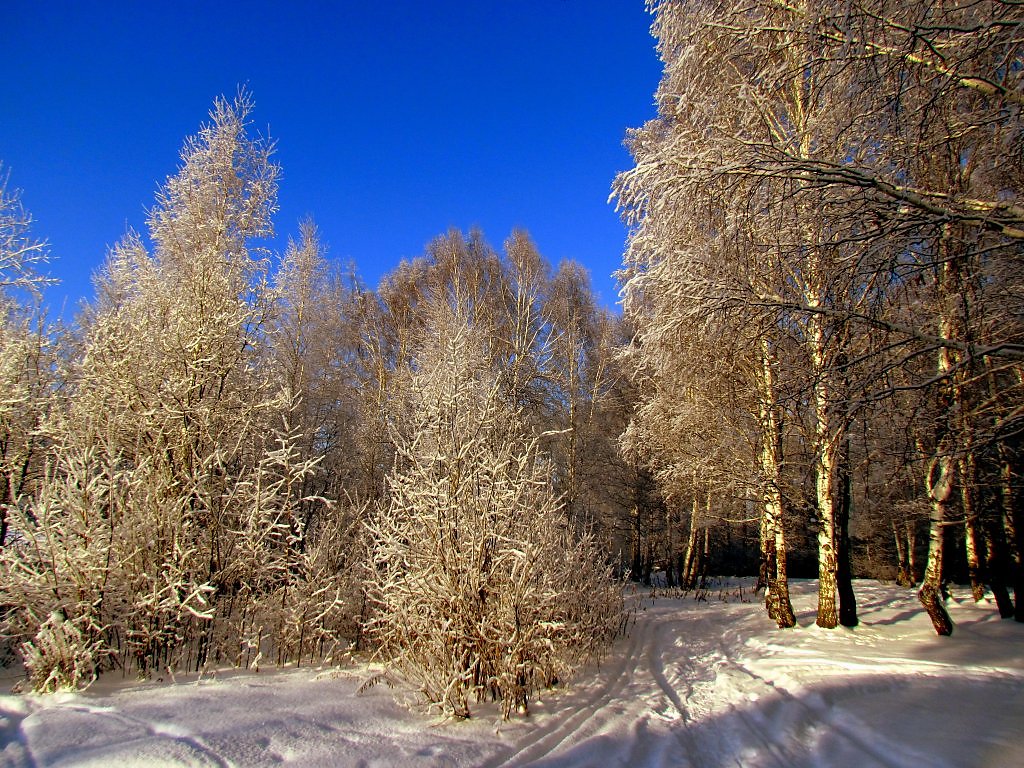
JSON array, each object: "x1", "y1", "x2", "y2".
[{"x1": 0, "y1": 0, "x2": 1022, "y2": 726}]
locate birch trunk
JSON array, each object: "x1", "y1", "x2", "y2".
[
  {"x1": 918, "y1": 239, "x2": 960, "y2": 636},
  {"x1": 906, "y1": 521, "x2": 918, "y2": 584},
  {"x1": 960, "y1": 453, "x2": 986, "y2": 602},
  {"x1": 894, "y1": 519, "x2": 913, "y2": 587},
  {"x1": 920, "y1": 449, "x2": 955, "y2": 636},
  {"x1": 682, "y1": 490, "x2": 700, "y2": 590},
  {"x1": 757, "y1": 339, "x2": 795, "y2": 628},
  {"x1": 808, "y1": 309, "x2": 839, "y2": 629}
]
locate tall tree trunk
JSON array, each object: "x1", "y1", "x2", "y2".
[
  {"x1": 836, "y1": 430, "x2": 858, "y2": 627},
  {"x1": 665, "y1": 503, "x2": 677, "y2": 587},
  {"x1": 894, "y1": 519, "x2": 913, "y2": 587},
  {"x1": 960, "y1": 452, "x2": 986, "y2": 602},
  {"x1": 682, "y1": 489, "x2": 700, "y2": 590},
  {"x1": 984, "y1": 513, "x2": 1015, "y2": 618},
  {"x1": 1006, "y1": 456, "x2": 1024, "y2": 623},
  {"x1": 957, "y1": 355, "x2": 987, "y2": 602},
  {"x1": 769, "y1": 513, "x2": 795, "y2": 627},
  {"x1": 920, "y1": 450, "x2": 955, "y2": 636},
  {"x1": 700, "y1": 525, "x2": 711, "y2": 587},
  {"x1": 757, "y1": 507, "x2": 769, "y2": 594},
  {"x1": 630, "y1": 505, "x2": 643, "y2": 583},
  {"x1": 996, "y1": 416, "x2": 1024, "y2": 621},
  {"x1": 643, "y1": 538, "x2": 653, "y2": 586},
  {"x1": 1002, "y1": 460, "x2": 1020, "y2": 575},
  {"x1": 810, "y1": 322, "x2": 839, "y2": 628},
  {"x1": 918, "y1": 225, "x2": 971, "y2": 636},
  {"x1": 985, "y1": 361, "x2": 1017, "y2": 617},
  {"x1": 906, "y1": 520, "x2": 918, "y2": 584},
  {"x1": 757, "y1": 339, "x2": 795, "y2": 628},
  {"x1": 806, "y1": 273, "x2": 845, "y2": 628},
  {"x1": 974, "y1": 360, "x2": 1015, "y2": 618},
  {"x1": 918, "y1": 236, "x2": 961, "y2": 637}
]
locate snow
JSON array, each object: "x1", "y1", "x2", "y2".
[{"x1": 2, "y1": 579, "x2": 1022, "y2": 767}]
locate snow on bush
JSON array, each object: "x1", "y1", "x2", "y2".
[
  {"x1": 0, "y1": 96, "x2": 371, "y2": 691},
  {"x1": 363, "y1": 313, "x2": 622, "y2": 719},
  {"x1": 22, "y1": 612, "x2": 98, "y2": 693},
  {"x1": 0, "y1": 408, "x2": 372, "y2": 687}
]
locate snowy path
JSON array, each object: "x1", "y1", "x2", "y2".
[
  {"x1": 2, "y1": 580, "x2": 1023, "y2": 767},
  {"x1": 486, "y1": 581, "x2": 1024, "y2": 768}
]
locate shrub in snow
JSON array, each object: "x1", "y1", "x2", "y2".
[
  {"x1": 22, "y1": 613, "x2": 98, "y2": 693},
  {"x1": 0, "y1": 415, "x2": 363, "y2": 683},
  {"x1": 227, "y1": 461, "x2": 367, "y2": 669},
  {"x1": 364, "y1": 314, "x2": 622, "y2": 719},
  {"x1": 0, "y1": 442, "x2": 123, "y2": 686}
]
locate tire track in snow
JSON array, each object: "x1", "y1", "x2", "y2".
[
  {"x1": 647, "y1": 620, "x2": 692, "y2": 723},
  {"x1": 486, "y1": 600, "x2": 783, "y2": 768},
  {"x1": 666, "y1": 612, "x2": 799, "y2": 768},
  {"x1": 718, "y1": 696, "x2": 804, "y2": 768},
  {"x1": 640, "y1": 618, "x2": 702, "y2": 768},
  {"x1": 650, "y1": 603, "x2": 856, "y2": 768},
  {"x1": 480, "y1": 607, "x2": 659, "y2": 768},
  {"x1": 721, "y1": 654, "x2": 908, "y2": 768},
  {"x1": 710, "y1": 616, "x2": 913, "y2": 768},
  {"x1": 620, "y1": 713, "x2": 690, "y2": 768},
  {"x1": 485, "y1": 606, "x2": 716, "y2": 768}
]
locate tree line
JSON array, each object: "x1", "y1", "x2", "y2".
[
  {"x1": 0, "y1": 95, "x2": 626, "y2": 713},
  {"x1": 1, "y1": 0, "x2": 1021, "y2": 709}
]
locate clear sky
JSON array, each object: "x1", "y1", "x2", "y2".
[{"x1": 3, "y1": 1, "x2": 662, "y2": 317}]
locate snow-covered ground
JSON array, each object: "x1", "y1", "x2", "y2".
[{"x1": 2, "y1": 579, "x2": 1022, "y2": 767}]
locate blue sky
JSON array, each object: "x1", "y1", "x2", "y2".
[{"x1": 3, "y1": 1, "x2": 661, "y2": 316}]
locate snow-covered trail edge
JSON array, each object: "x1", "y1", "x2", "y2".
[
  {"x1": 2, "y1": 580, "x2": 1023, "y2": 768},
  {"x1": 504, "y1": 581, "x2": 1024, "y2": 768}
]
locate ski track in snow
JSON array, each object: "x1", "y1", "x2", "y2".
[{"x1": 2, "y1": 579, "x2": 1023, "y2": 768}]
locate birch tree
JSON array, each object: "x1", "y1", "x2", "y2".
[
  {"x1": 616, "y1": 0, "x2": 1024, "y2": 634},
  {"x1": 613, "y1": 0, "x2": 829, "y2": 627},
  {"x1": 799, "y1": 0, "x2": 1024, "y2": 632}
]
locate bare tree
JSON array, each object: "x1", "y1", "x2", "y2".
[{"x1": 0, "y1": 170, "x2": 56, "y2": 548}]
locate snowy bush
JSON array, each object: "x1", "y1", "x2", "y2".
[
  {"x1": 22, "y1": 613, "x2": 98, "y2": 693},
  {"x1": 0, "y1": 436, "x2": 210, "y2": 679},
  {"x1": 222, "y1": 436, "x2": 367, "y2": 669},
  {"x1": 364, "y1": 314, "x2": 622, "y2": 719},
  {"x1": 0, "y1": 96, "x2": 370, "y2": 687},
  {"x1": 0, "y1": 410, "x2": 365, "y2": 684},
  {"x1": 0, "y1": 442, "x2": 124, "y2": 681}
]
